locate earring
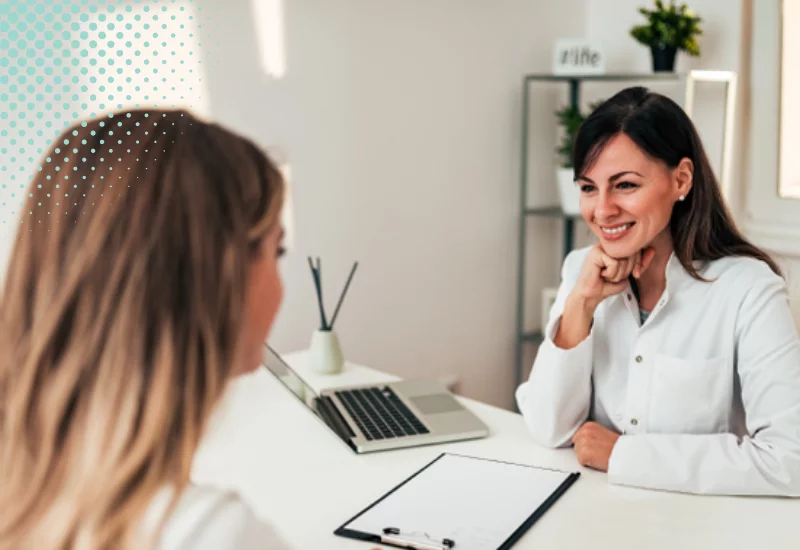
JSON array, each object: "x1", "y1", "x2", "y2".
[{"x1": 679, "y1": 195, "x2": 685, "y2": 201}]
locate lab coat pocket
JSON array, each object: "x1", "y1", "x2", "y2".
[{"x1": 649, "y1": 353, "x2": 732, "y2": 434}]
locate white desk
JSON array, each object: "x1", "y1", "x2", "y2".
[{"x1": 192, "y1": 352, "x2": 799, "y2": 549}]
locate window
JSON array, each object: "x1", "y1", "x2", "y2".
[
  {"x1": 252, "y1": 0, "x2": 286, "y2": 79},
  {"x1": 741, "y1": 0, "x2": 800, "y2": 256},
  {"x1": 779, "y1": 0, "x2": 800, "y2": 199}
]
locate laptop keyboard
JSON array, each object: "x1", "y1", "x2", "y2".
[{"x1": 335, "y1": 387, "x2": 430, "y2": 441}]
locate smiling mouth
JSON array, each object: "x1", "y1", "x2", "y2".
[{"x1": 600, "y1": 223, "x2": 635, "y2": 235}]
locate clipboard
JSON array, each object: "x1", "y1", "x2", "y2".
[{"x1": 334, "y1": 453, "x2": 579, "y2": 550}]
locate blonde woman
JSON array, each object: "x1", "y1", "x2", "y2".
[{"x1": 0, "y1": 110, "x2": 290, "y2": 549}]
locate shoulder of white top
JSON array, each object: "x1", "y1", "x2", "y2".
[
  {"x1": 701, "y1": 255, "x2": 782, "y2": 287},
  {"x1": 145, "y1": 484, "x2": 279, "y2": 550}
]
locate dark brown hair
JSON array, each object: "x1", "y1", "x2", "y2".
[{"x1": 573, "y1": 86, "x2": 781, "y2": 279}]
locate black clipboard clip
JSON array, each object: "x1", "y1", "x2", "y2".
[{"x1": 381, "y1": 527, "x2": 455, "y2": 550}]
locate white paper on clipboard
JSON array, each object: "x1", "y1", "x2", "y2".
[{"x1": 341, "y1": 454, "x2": 578, "y2": 550}]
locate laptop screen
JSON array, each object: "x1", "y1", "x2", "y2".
[
  {"x1": 262, "y1": 344, "x2": 355, "y2": 448},
  {"x1": 262, "y1": 344, "x2": 319, "y2": 406}
]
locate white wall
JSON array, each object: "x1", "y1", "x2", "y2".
[{"x1": 189, "y1": 0, "x2": 586, "y2": 409}]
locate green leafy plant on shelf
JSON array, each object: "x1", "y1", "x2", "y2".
[
  {"x1": 630, "y1": 1, "x2": 702, "y2": 61},
  {"x1": 555, "y1": 100, "x2": 604, "y2": 169}
]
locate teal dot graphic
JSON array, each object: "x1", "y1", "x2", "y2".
[{"x1": 2, "y1": 0, "x2": 210, "y2": 225}]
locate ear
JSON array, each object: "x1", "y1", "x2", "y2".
[{"x1": 673, "y1": 157, "x2": 693, "y2": 200}]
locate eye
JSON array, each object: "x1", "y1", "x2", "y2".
[
  {"x1": 579, "y1": 184, "x2": 596, "y2": 193},
  {"x1": 277, "y1": 246, "x2": 287, "y2": 258},
  {"x1": 616, "y1": 181, "x2": 638, "y2": 190}
]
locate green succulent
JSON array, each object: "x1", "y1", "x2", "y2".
[
  {"x1": 555, "y1": 100, "x2": 604, "y2": 168},
  {"x1": 630, "y1": 0, "x2": 702, "y2": 56}
]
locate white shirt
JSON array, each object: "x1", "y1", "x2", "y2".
[
  {"x1": 140, "y1": 484, "x2": 290, "y2": 549},
  {"x1": 516, "y1": 246, "x2": 800, "y2": 496}
]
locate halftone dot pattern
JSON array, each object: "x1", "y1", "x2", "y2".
[{"x1": 0, "y1": 0, "x2": 215, "y2": 229}]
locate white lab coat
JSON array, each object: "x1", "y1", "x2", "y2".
[{"x1": 516, "y1": 246, "x2": 800, "y2": 496}]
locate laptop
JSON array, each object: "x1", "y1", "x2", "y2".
[{"x1": 263, "y1": 344, "x2": 489, "y2": 453}]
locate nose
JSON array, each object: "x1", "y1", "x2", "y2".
[{"x1": 594, "y1": 190, "x2": 620, "y2": 223}]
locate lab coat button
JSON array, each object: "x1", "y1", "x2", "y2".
[
  {"x1": 630, "y1": 418, "x2": 639, "y2": 426},
  {"x1": 635, "y1": 355, "x2": 643, "y2": 363}
]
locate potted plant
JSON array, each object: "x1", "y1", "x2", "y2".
[
  {"x1": 555, "y1": 100, "x2": 602, "y2": 215},
  {"x1": 629, "y1": 0, "x2": 702, "y2": 72},
  {"x1": 555, "y1": 104, "x2": 583, "y2": 215}
]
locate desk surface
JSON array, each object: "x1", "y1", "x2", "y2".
[{"x1": 192, "y1": 352, "x2": 799, "y2": 549}]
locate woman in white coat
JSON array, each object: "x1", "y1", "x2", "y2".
[{"x1": 516, "y1": 86, "x2": 800, "y2": 496}]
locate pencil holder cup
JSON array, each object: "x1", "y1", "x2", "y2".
[{"x1": 309, "y1": 329, "x2": 344, "y2": 375}]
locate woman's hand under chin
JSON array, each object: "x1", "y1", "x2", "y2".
[
  {"x1": 573, "y1": 244, "x2": 656, "y2": 311},
  {"x1": 554, "y1": 245, "x2": 655, "y2": 350}
]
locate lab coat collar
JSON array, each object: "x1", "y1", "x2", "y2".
[
  {"x1": 624, "y1": 250, "x2": 691, "y2": 312},
  {"x1": 664, "y1": 250, "x2": 707, "y2": 298}
]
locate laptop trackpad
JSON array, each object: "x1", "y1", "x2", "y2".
[{"x1": 409, "y1": 394, "x2": 463, "y2": 415}]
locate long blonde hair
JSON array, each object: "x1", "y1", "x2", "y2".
[{"x1": 0, "y1": 109, "x2": 285, "y2": 549}]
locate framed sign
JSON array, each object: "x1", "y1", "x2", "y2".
[{"x1": 553, "y1": 39, "x2": 606, "y2": 76}]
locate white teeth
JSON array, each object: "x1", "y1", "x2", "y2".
[{"x1": 601, "y1": 223, "x2": 631, "y2": 235}]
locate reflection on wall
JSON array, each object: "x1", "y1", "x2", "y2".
[{"x1": 251, "y1": 0, "x2": 285, "y2": 79}]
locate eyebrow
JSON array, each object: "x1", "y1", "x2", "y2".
[{"x1": 577, "y1": 171, "x2": 644, "y2": 184}]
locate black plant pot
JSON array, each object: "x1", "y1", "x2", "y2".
[{"x1": 650, "y1": 44, "x2": 678, "y2": 72}]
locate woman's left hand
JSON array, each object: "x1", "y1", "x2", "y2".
[{"x1": 571, "y1": 422, "x2": 620, "y2": 472}]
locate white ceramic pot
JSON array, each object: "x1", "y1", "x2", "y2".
[
  {"x1": 556, "y1": 167, "x2": 580, "y2": 215},
  {"x1": 309, "y1": 329, "x2": 344, "y2": 375}
]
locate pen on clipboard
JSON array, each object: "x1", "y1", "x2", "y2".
[{"x1": 381, "y1": 527, "x2": 455, "y2": 550}]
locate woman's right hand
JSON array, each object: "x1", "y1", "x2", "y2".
[
  {"x1": 554, "y1": 245, "x2": 654, "y2": 350},
  {"x1": 572, "y1": 245, "x2": 656, "y2": 312}
]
